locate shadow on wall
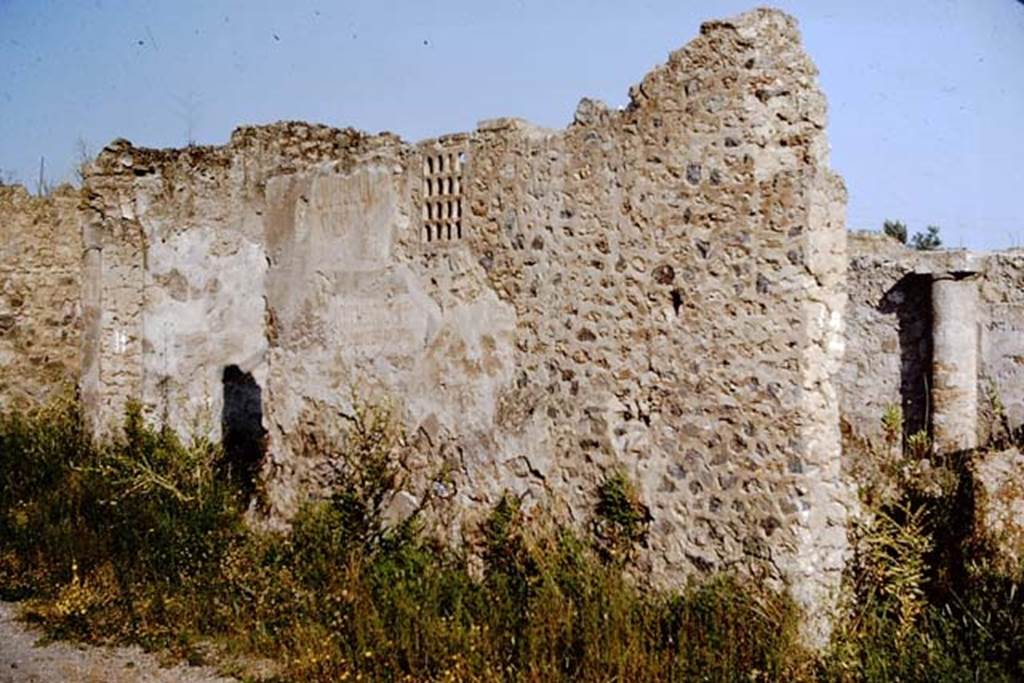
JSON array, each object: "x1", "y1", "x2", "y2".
[
  {"x1": 221, "y1": 365, "x2": 267, "y2": 499},
  {"x1": 878, "y1": 274, "x2": 933, "y2": 437}
]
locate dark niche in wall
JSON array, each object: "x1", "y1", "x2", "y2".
[
  {"x1": 221, "y1": 364, "x2": 267, "y2": 499},
  {"x1": 879, "y1": 274, "x2": 933, "y2": 438}
]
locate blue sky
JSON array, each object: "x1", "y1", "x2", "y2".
[{"x1": 1, "y1": 0, "x2": 1022, "y2": 249}]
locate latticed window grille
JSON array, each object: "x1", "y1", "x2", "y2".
[{"x1": 422, "y1": 150, "x2": 465, "y2": 243}]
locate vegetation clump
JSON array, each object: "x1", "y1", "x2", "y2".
[
  {"x1": 594, "y1": 469, "x2": 650, "y2": 563},
  {"x1": 1, "y1": 395, "x2": 1024, "y2": 680},
  {"x1": 881, "y1": 218, "x2": 943, "y2": 250},
  {"x1": 825, "y1": 407, "x2": 1024, "y2": 681}
]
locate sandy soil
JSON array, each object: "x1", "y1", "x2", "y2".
[{"x1": 0, "y1": 602, "x2": 236, "y2": 683}]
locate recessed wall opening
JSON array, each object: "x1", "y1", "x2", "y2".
[
  {"x1": 221, "y1": 364, "x2": 267, "y2": 499},
  {"x1": 878, "y1": 274, "x2": 933, "y2": 438},
  {"x1": 422, "y1": 148, "x2": 466, "y2": 244}
]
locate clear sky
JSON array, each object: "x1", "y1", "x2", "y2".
[{"x1": 1, "y1": 0, "x2": 1022, "y2": 249}]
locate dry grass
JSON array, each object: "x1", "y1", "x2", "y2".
[{"x1": 2, "y1": 396, "x2": 1024, "y2": 681}]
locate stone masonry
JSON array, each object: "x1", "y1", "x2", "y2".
[
  {"x1": 842, "y1": 233, "x2": 1024, "y2": 462},
  {"x1": 2, "y1": 8, "x2": 1023, "y2": 642},
  {"x1": 0, "y1": 185, "x2": 82, "y2": 410}
]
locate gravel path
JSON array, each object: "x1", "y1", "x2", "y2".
[{"x1": 0, "y1": 602, "x2": 236, "y2": 683}]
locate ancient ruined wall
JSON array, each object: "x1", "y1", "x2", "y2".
[
  {"x1": 255, "y1": 128, "x2": 535, "y2": 520},
  {"x1": 455, "y1": 8, "x2": 851, "y2": 620},
  {"x1": 76, "y1": 8, "x2": 850, "y2": 637},
  {"x1": 248, "y1": 9, "x2": 852, "y2": 635},
  {"x1": 80, "y1": 124, "x2": 394, "y2": 436},
  {"x1": 256, "y1": 134, "x2": 511, "y2": 519},
  {"x1": 980, "y1": 253, "x2": 1024, "y2": 438},
  {"x1": 0, "y1": 185, "x2": 82, "y2": 409},
  {"x1": 841, "y1": 233, "x2": 932, "y2": 450},
  {"x1": 9, "y1": 0, "x2": 1024, "y2": 644},
  {"x1": 841, "y1": 234, "x2": 1024, "y2": 461}
]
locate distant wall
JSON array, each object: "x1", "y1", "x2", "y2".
[
  {"x1": 841, "y1": 233, "x2": 1024, "y2": 463},
  {"x1": 841, "y1": 234, "x2": 932, "y2": 449},
  {"x1": 0, "y1": 185, "x2": 82, "y2": 409},
  {"x1": 980, "y1": 253, "x2": 1024, "y2": 437}
]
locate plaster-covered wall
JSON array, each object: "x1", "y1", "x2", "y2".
[
  {"x1": 980, "y1": 253, "x2": 1024, "y2": 437},
  {"x1": 68, "y1": 8, "x2": 852, "y2": 635},
  {"x1": 79, "y1": 125, "x2": 387, "y2": 435}
]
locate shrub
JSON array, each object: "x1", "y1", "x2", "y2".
[
  {"x1": 883, "y1": 219, "x2": 908, "y2": 244},
  {"x1": 910, "y1": 225, "x2": 943, "y2": 251},
  {"x1": 593, "y1": 469, "x2": 650, "y2": 563},
  {"x1": 825, "y1": 408, "x2": 1024, "y2": 681}
]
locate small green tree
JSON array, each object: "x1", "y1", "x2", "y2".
[
  {"x1": 883, "y1": 219, "x2": 908, "y2": 244},
  {"x1": 910, "y1": 225, "x2": 942, "y2": 251}
]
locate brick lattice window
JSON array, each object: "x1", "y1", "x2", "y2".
[{"x1": 422, "y1": 150, "x2": 464, "y2": 243}]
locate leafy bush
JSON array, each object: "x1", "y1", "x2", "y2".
[
  {"x1": 825, "y1": 406, "x2": 1024, "y2": 682},
  {"x1": 880, "y1": 219, "x2": 943, "y2": 251},
  {"x1": 593, "y1": 469, "x2": 650, "y2": 563},
  {"x1": 883, "y1": 219, "x2": 908, "y2": 244},
  {"x1": 910, "y1": 225, "x2": 943, "y2": 251}
]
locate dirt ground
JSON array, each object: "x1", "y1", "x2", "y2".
[{"x1": 0, "y1": 602, "x2": 235, "y2": 683}]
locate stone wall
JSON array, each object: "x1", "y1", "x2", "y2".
[
  {"x1": 3, "y1": 5, "x2": 1021, "y2": 644},
  {"x1": 981, "y1": 253, "x2": 1024, "y2": 439},
  {"x1": 0, "y1": 185, "x2": 82, "y2": 409},
  {"x1": 447, "y1": 7, "x2": 851, "y2": 626},
  {"x1": 841, "y1": 233, "x2": 1024, "y2": 466},
  {"x1": 64, "y1": 8, "x2": 853, "y2": 637},
  {"x1": 79, "y1": 125, "x2": 389, "y2": 435},
  {"x1": 6, "y1": 4, "x2": 1024, "y2": 647}
]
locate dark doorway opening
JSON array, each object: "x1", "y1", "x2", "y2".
[
  {"x1": 221, "y1": 365, "x2": 266, "y2": 500},
  {"x1": 878, "y1": 274, "x2": 933, "y2": 438}
]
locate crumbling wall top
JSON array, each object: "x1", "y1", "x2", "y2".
[{"x1": 89, "y1": 122, "x2": 405, "y2": 183}]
